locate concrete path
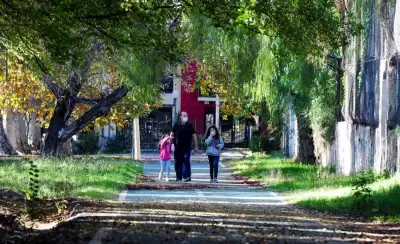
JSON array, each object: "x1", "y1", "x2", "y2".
[{"x1": 120, "y1": 161, "x2": 285, "y2": 205}]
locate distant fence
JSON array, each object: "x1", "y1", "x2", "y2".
[{"x1": 113, "y1": 117, "x2": 254, "y2": 151}]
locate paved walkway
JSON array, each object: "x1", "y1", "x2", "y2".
[{"x1": 119, "y1": 160, "x2": 285, "y2": 205}]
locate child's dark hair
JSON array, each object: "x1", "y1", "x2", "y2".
[{"x1": 205, "y1": 125, "x2": 220, "y2": 139}]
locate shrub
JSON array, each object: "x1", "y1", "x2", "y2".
[
  {"x1": 74, "y1": 131, "x2": 100, "y2": 154},
  {"x1": 103, "y1": 136, "x2": 129, "y2": 154},
  {"x1": 250, "y1": 135, "x2": 280, "y2": 153},
  {"x1": 249, "y1": 135, "x2": 262, "y2": 152}
]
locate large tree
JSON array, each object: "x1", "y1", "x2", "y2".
[
  {"x1": 0, "y1": 0, "x2": 180, "y2": 156},
  {"x1": 0, "y1": 0, "x2": 341, "y2": 156}
]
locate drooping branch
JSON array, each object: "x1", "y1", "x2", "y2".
[
  {"x1": 34, "y1": 56, "x2": 62, "y2": 98},
  {"x1": 169, "y1": 15, "x2": 182, "y2": 31},
  {"x1": 59, "y1": 84, "x2": 129, "y2": 142},
  {"x1": 80, "y1": 42, "x2": 105, "y2": 83},
  {"x1": 67, "y1": 72, "x2": 81, "y2": 97},
  {"x1": 75, "y1": 11, "x2": 127, "y2": 20},
  {"x1": 84, "y1": 22, "x2": 120, "y2": 43},
  {"x1": 43, "y1": 75, "x2": 62, "y2": 99}
]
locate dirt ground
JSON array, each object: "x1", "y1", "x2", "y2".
[{"x1": 1, "y1": 189, "x2": 400, "y2": 244}]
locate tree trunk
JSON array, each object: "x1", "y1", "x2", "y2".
[
  {"x1": 38, "y1": 42, "x2": 129, "y2": 157},
  {"x1": 27, "y1": 112, "x2": 41, "y2": 151},
  {"x1": 295, "y1": 115, "x2": 316, "y2": 163},
  {"x1": 41, "y1": 92, "x2": 72, "y2": 157},
  {"x1": 3, "y1": 112, "x2": 31, "y2": 154},
  {"x1": 41, "y1": 85, "x2": 129, "y2": 157},
  {"x1": 0, "y1": 113, "x2": 17, "y2": 155},
  {"x1": 27, "y1": 98, "x2": 42, "y2": 151}
]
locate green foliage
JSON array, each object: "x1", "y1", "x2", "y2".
[
  {"x1": 74, "y1": 131, "x2": 100, "y2": 155},
  {"x1": 182, "y1": 4, "x2": 340, "y2": 130},
  {"x1": 25, "y1": 161, "x2": 40, "y2": 200},
  {"x1": 0, "y1": 0, "x2": 343, "y2": 152},
  {"x1": 24, "y1": 161, "x2": 40, "y2": 220},
  {"x1": 395, "y1": 125, "x2": 400, "y2": 137},
  {"x1": 249, "y1": 136, "x2": 262, "y2": 152},
  {"x1": 181, "y1": 12, "x2": 261, "y2": 117},
  {"x1": 351, "y1": 170, "x2": 391, "y2": 212},
  {"x1": 103, "y1": 136, "x2": 129, "y2": 154},
  {"x1": 0, "y1": 0, "x2": 182, "y2": 151},
  {"x1": 0, "y1": 0, "x2": 182, "y2": 70},
  {"x1": 352, "y1": 170, "x2": 375, "y2": 211},
  {"x1": 117, "y1": 49, "x2": 167, "y2": 118},
  {"x1": 249, "y1": 135, "x2": 280, "y2": 153},
  {"x1": 308, "y1": 68, "x2": 339, "y2": 142}
]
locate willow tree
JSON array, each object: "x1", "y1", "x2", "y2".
[{"x1": 180, "y1": 0, "x2": 341, "y2": 162}]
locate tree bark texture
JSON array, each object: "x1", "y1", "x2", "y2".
[
  {"x1": 41, "y1": 84, "x2": 129, "y2": 157},
  {"x1": 295, "y1": 114, "x2": 316, "y2": 163},
  {"x1": 3, "y1": 112, "x2": 31, "y2": 154},
  {"x1": 0, "y1": 113, "x2": 17, "y2": 155},
  {"x1": 39, "y1": 42, "x2": 129, "y2": 157}
]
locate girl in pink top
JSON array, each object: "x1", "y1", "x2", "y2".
[{"x1": 158, "y1": 133, "x2": 172, "y2": 181}]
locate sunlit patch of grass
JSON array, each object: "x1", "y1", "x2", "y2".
[
  {"x1": 0, "y1": 156, "x2": 142, "y2": 200},
  {"x1": 232, "y1": 153, "x2": 358, "y2": 192},
  {"x1": 297, "y1": 177, "x2": 400, "y2": 222},
  {"x1": 232, "y1": 153, "x2": 400, "y2": 221}
]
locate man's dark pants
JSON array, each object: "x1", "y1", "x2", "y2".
[{"x1": 174, "y1": 148, "x2": 192, "y2": 180}]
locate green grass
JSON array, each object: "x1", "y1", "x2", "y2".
[
  {"x1": 232, "y1": 153, "x2": 400, "y2": 221},
  {"x1": 297, "y1": 179, "x2": 400, "y2": 222},
  {"x1": 0, "y1": 156, "x2": 142, "y2": 200},
  {"x1": 232, "y1": 152, "x2": 359, "y2": 192}
]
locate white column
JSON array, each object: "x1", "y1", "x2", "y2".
[
  {"x1": 132, "y1": 118, "x2": 141, "y2": 160},
  {"x1": 173, "y1": 67, "x2": 181, "y2": 118},
  {"x1": 215, "y1": 95, "x2": 220, "y2": 129},
  {"x1": 172, "y1": 88, "x2": 179, "y2": 126}
]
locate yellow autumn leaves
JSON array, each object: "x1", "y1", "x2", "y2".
[{"x1": 0, "y1": 55, "x2": 160, "y2": 129}]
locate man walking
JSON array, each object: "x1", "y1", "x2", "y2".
[{"x1": 170, "y1": 111, "x2": 199, "y2": 181}]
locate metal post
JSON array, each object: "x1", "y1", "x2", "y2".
[
  {"x1": 215, "y1": 95, "x2": 220, "y2": 128},
  {"x1": 173, "y1": 97, "x2": 177, "y2": 125},
  {"x1": 249, "y1": 125, "x2": 252, "y2": 146},
  {"x1": 132, "y1": 118, "x2": 141, "y2": 160},
  {"x1": 132, "y1": 119, "x2": 135, "y2": 159}
]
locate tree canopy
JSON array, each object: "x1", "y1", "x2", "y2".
[
  {"x1": 180, "y1": 2, "x2": 341, "y2": 142},
  {"x1": 0, "y1": 0, "x2": 343, "y2": 156}
]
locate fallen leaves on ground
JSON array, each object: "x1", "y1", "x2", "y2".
[
  {"x1": 1, "y1": 190, "x2": 400, "y2": 243},
  {"x1": 139, "y1": 174, "x2": 155, "y2": 182},
  {"x1": 232, "y1": 174, "x2": 264, "y2": 186}
]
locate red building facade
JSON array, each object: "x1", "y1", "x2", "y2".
[{"x1": 180, "y1": 61, "x2": 216, "y2": 134}]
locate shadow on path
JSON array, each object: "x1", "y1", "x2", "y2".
[{"x1": 22, "y1": 201, "x2": 400, "y2": 243}]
